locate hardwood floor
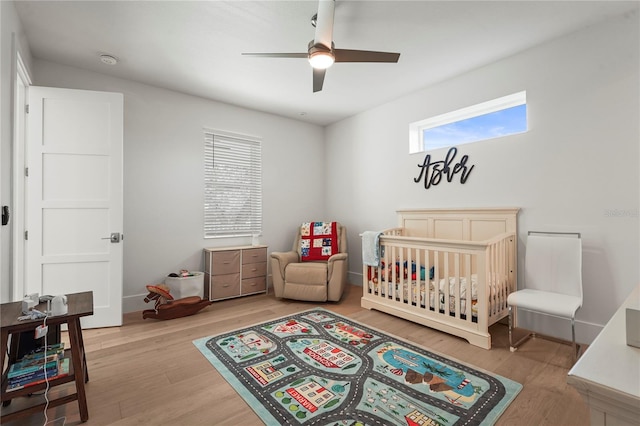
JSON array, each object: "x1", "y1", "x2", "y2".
[{"x1": 2, "y1": 285, "x2": 589, "y2": 425}]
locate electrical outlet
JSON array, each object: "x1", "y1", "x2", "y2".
[{"x1": 35, "y1": 324, "x2": 48, "y2": 339}]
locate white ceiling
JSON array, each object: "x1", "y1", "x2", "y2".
[{"x1": 14, "y1": 1, "x2": 638, "y2": 126}]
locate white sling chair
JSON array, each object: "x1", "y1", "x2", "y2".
[{"x1": 507, "y1": 231, "x2": 583, "y2": 362}]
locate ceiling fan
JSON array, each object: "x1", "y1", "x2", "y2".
[{"x1": 242, "y1": 0, "x2": 400, "y2": 93}]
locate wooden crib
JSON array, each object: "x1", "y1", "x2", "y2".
[{"x1": 361, "y1": 208, "x2": 519, "y2": 349}]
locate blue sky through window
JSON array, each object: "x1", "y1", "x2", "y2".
[{"x1": 422, "y1": 104, "x2": 527, "y2": 150}]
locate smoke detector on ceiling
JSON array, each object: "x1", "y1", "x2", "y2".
[{"x1": 100, "y1": 54, "x2": 118, "y2": 65}]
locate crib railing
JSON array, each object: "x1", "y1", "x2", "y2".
[{"x1": 362, "y1": 230, "x2": 516, "y2": 332}]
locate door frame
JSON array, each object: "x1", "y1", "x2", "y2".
[{"x1": 10, "y1": 47, "x2": 31, "y2": 302}]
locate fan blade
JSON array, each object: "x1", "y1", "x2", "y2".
[
  {"x1": 313, "y1": 68, "x2": 326, "y2": 93},
  {"x1": 334, "y1": 49, "x2": 400, "y2": 63},
  {"x1": 314, "y1": 0, "x2": 335, "y2": 48},
  {"x1": 241, "y1": 53, "x2": 308, "y2": 58}
]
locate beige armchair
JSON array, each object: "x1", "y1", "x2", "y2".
[{"x1": 271, "y1": 222, "x2": 348, "y2": 302}]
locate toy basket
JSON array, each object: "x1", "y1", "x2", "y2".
[{"x1": 164, "y1": 272, "x2": 204, "y2": 299}]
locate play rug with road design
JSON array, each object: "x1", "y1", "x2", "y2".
[{"x1": 193, "y1": 308, "x2": 521, "y2": 425}]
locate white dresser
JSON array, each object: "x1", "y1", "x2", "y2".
[{"x1": 567, "y1": 284, "x2": 640, "y2": 426}]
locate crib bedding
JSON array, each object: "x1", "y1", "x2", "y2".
[{"x1": 367, "y1": 274, "x2": 506, "y2": 319}]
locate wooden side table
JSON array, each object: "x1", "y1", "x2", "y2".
[{"x1": 1, "y1": 291, "x2": 93, "y2": 423}]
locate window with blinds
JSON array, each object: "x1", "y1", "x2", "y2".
[{"x1": 204, "y1": 129, "x2": 262, "y2": 238}]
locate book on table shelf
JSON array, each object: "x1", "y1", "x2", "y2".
[
  {"x1": 15, "y1": 352, "x2": 61, "y2": 366},
  {"x1": 7, "y1": 359, "x2": 58, "y2": 379},
  {"x1": 7, "y1": 342, "x2": 65, "y2": 378},
  {"x1": 6, "y1": 358, "x2": 70, "y2": 392},
  {"x1": 7, "y1": 365, "x2": 58, "y2": 386},
  {"x1": 20, "y1": 342, "x2": 65, "y2": 361}
]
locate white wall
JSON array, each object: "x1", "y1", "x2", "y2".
[
  {"x1": 325, "y1": 11, "x2": 639, "y2": 344},
  {"x1": 32, "y1": 59, "x2": 326, "y2": 312},
  {"x1": 0, "y1": 0, "x2": 33, "y2": 303},
  {"x1": 5, "y1": 3, "x2": 638, "y2": 345}
]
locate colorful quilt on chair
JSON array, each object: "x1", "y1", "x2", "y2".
[
  {"x1": 193, "y1": 308, "x2": 522, "y2": 425},
  {"x1": 299, "y1": 222, "x2": 338, "y2": 261}
]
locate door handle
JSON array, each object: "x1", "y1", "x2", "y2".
[{"x1": 102, "y1": 232, "x2": 121, "y2": 243}]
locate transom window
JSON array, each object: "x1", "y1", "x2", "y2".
[
  {"x1": 204, "y1": 129, "x2": 262, "y2": 238},
  {"x1": 409, "y1": 91, "x2": 527, "y2": 153}
]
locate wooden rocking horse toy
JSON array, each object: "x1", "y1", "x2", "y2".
[{"x1": 142, "y1": 284, "x2": 212, "y2": 320}]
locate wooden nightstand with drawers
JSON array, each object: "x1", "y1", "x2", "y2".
[{"x1": 203, "y1": 245, "x2": 268, "y2": 301}]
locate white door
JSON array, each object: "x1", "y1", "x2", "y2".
[{"x1": 26, "y1": 86, "x2": 123, "y2": 328}]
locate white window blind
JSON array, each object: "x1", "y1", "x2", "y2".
[{"x1": 204, "y1": 130, "x2": 262, "y2": 238}]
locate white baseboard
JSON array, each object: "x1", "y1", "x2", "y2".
[
  {"x1": 514, "y1": 310, "x2": 603, "y2": 346},
  {"x1": 348, "y1": 271, "x2": 363, "y2": 287},
  {"x1": 127, "y1": 272, "x2": 604, "y2": 344},
  {"x1": 349, "y1": 270, "x2": 603, "y2": 344},
  {"x1": 122, "y1": 274, "x2": 275, "y2": 314},
  {"x1": 123, "y1": 293, "x2": 149, "y2": 314}
]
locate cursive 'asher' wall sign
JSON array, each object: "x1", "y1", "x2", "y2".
[{"x1": 414, "y1": 147, "x2": 475, "y2": 190}]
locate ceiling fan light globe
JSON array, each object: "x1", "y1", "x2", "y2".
[{"x1": 309, "y1": 52, "x2": 334, "y2": 69}]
